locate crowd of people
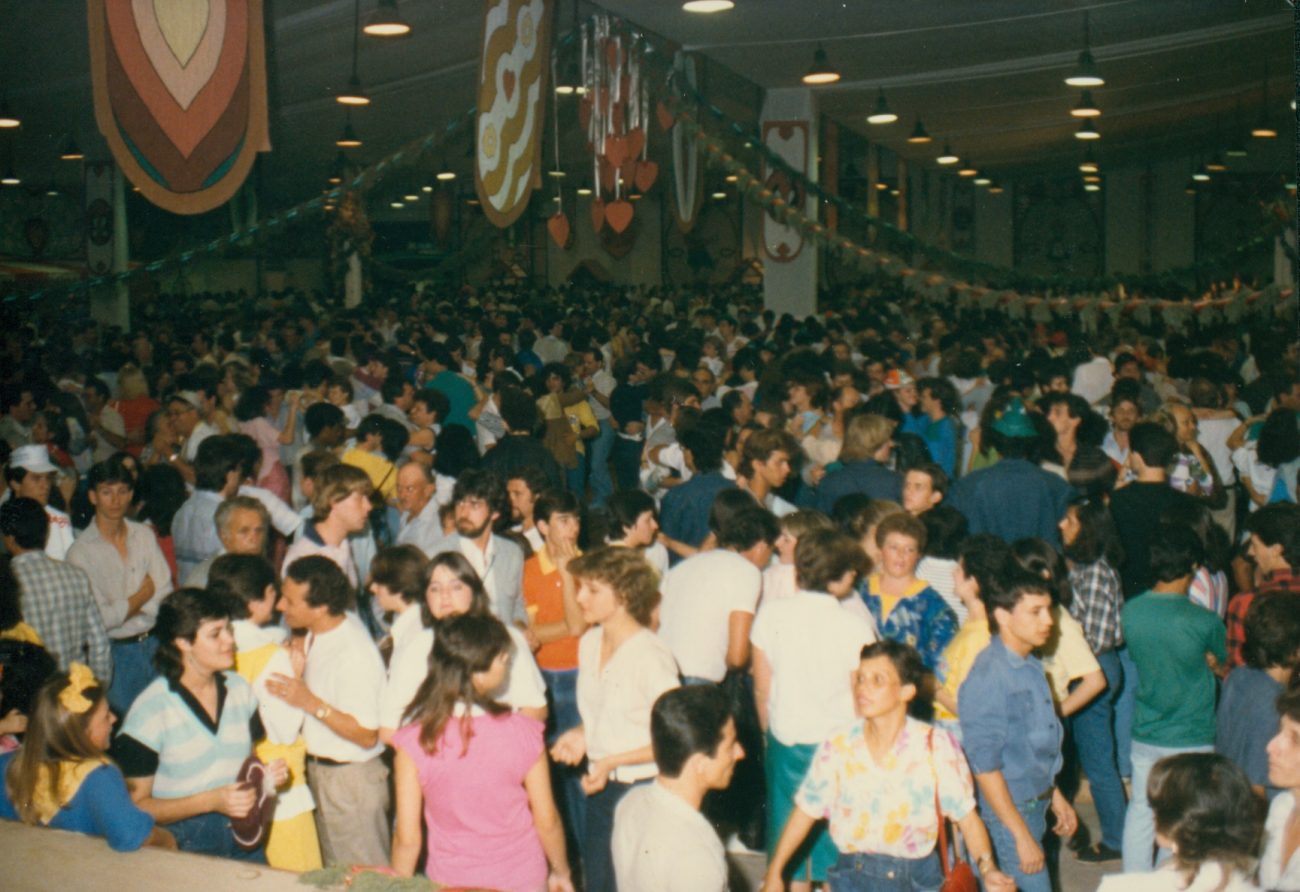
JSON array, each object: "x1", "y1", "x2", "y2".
[{"x1": 0, "y1": 280, "x2": 1298, "y2": 892}]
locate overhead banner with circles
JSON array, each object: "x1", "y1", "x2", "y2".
[{"x1": 475, "y1": 0, "x2": 553, "y2": 228}]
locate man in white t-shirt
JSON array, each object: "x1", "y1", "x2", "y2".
[
  {"x1": 269, "y1": 555, "x2": 388, "y2": 867},
  {"x1": 658, "y1": 506, "x2": 778, "y2": 685},
  {"x1": 612, "y1": 685, "x2": 743, "y2": 892}
]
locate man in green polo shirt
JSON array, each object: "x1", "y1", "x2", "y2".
[{"x1": 1119, "y1": 522, "x2": 1226, "y2": 873}]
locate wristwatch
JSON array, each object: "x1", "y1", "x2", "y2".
[
  {"x1": 314, "y1": 704, "x2": 332, "y2": 721},
  {"x1": 975, "y1": 853, "x2": 995, "y2": 876}
]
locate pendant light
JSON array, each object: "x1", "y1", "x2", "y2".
[
  {"x1": 1064, "y1": 13, "x2": 1104, "y2": 88},
  {"x1": 907, "y1": 117, "x2": 932, "y2": 144},
  {"x1": 337, "y1": 1, "x2": 371, "y2": 105},
  {"x1": 363, "y1": 0, "x2": 411, "y2": 38},
  {"x1": 1191, "y1": 163, "x2": 1210, "y2": 183},
  {"x1": 1070, "y1": 91, "x2": 1100, "y2": 118},
  {"x1": 1078, "y1": 147, "x2": 1099, "y2": 174},
  {"x1": 1250, "y1": 65, "x2": 1277, "y2": 139},
  {"x1": 987, "y1": 181, "x2": 1004, "y2": 195},
  {"x1": 0, "y1": 97, "x2": 19, "y2": 129},
  {"x1": 936, "y1": 142, "x2": 959, "y2": 165},
  {"x1": 1074, "y1": 120, "x2": 1100, "y2": 140},
  {"x1": 973, "y1": 173, "x2": 991, "y2": 186},
  {"x1": 1205, "y1": 153, "x2": 1227, "y2": 173},
  {"x1": 336, "y1": 116, "x2": 362, "y2": 148},
  {"x1": 866, "y1": 89, "x2": 897, "y2": 125},
  {"x1": 957, "y1": 161, "x2": 979, "y2": 178},
  {"x1": 682, "y1": 0, "x2": 735, "y2": 12},
  {"x1": 59, "y1": 135, "x2": 84, "y2": 161},
  {"x1": 435, "y1": 161, "x2": 456, "y2": 181},
  {"x1": 802, "y1": 44, "x2": 840, "y2": 86}
]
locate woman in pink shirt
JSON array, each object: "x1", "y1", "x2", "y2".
[
  {"x1": 234, "y1": 385, "x2": 299, "y2": 503},
  {"x1": 391, "y1": 612, "x2": 574, "y2": 892}
]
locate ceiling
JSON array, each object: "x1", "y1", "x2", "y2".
[{"x1": 0, "y1": 0, "x2": 1293, "y2": 222}]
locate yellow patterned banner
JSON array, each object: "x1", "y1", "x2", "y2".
[{"x1": 475, "y1": 0, "x2": 553, "y2": 228}]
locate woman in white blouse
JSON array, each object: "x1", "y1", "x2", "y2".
[
  {"x1": 550, "y1": 546, "x2": 679, "y2": 892},
  {"x1": 369, "y1": 545, "x2": 435, "y2": 744},
  {"x1": 1261, "y1": 685, "x2": 1300, "y2": 892}
]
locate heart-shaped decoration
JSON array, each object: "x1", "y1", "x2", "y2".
[
  {"x1": 620, "y1": 159, "x2": 638, "y2": 187},
  {"x1": 590, "y1": 198, "x2": 606, "y2": 233},
  {"x1": 605, "y1": 136, "x2": 628, "y2": 168},
  {"x1": 605, "y1": 200, "x2": 634, "y2": 233},
  {"x1": 154, "y1": 0, "x2": 209, "y2": 67},
  {"x1": 634, "y1": 160, "x2": 658, "y2": 192},
  {"x1": 656, "y1": 101, "x2": 675, "y2": 132},
  {"x1": 547, "y1": 210, "x2": 570, "y2": 248},
  {"x1": 605, "y1": 41, "x2": 619, "y2": 70},
  {"x1": 502, "y1": 69, "x2": 517, "y2": 103},
  {"x1": 625, "y1": 128, "x2": 646, "y2": 160},
  {"x1": 599, "y1": 159, "x2": 616, "y2": 193}
]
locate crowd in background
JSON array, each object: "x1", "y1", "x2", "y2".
[{"x1": 0, "y1": 280, "x2": 1298, "y2": 892}]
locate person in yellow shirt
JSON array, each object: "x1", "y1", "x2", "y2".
[
  {"x1": 934, "y1": 534, "x2": 1009, "y2": 737},
  {"x1": 341, "y1": 415, "x2": 406, "y2": 503}
]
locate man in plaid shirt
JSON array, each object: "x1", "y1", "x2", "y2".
[
  {"x1": 1, "y1": 497, "x2": 112, "y2": 681},
  {"x1": 1226, "y1": 503, "x2": 1300, "y2": 668}
]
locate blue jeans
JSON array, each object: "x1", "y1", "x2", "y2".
[
  {"x1": 108, "y1": 635, "x2": 158, "y2": 719},
  {"x1": 167, "y1": 811, "x2": 266, "y2": 862},
  {"x1": 1069, "y1": 648, "x2": 1126, "y2": 850},
  {"x1": 542, "y1": 669, "x2": 585, "y2": 857},
  {"x1": 982, "y1": 794, "x2": 1052, "y2": 892},
  {"x1": 585, "y1": 779, "x2": 645, "y2": 892},
  {"x1": 1122, "y1": 741, "x2": 1212, "y2": 872},
  {"x1": 588, "y1": 419, "x2": 616, "y2": 506},
  {"x1": 1114, "y1": 647, "x2": 1138, "y2": 778},
  {"x1": 827, "y1": 851, "x2": 943, "y2": 892},
  {"x1": 566, "y1": 453, "x2": 588, "y2": 501}
]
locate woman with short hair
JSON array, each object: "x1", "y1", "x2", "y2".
[
  {"x1": 1098, "y1": 752, "x2": 1264, "y2": 892},
  {"x1": 112, "y1": 588, "x2": 286, "y2": 859}
]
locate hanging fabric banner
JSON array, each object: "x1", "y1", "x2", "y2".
[
  {"x1": 475, "y1": 0, "x2": 554, "y2": 228},
  {"x1": 84, "y1": 163, "x2": 115, "y2": 275},
  {"x1": 86, "y1": 0, "x2": 270, "y2": 216},
  {"x1": 670, "y1": 52, "x2": 703, "y2": 233},
  {"x1": 762, "y1": 120, "x2": 808, "y2": 263}
]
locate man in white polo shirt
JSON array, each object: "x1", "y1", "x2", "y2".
[
  {"x1": 4, "y1": 444, "x2": 75, "y2": 559},
  {"x1": 269, "y1": 555, "x2": 388, "y2": 867}
]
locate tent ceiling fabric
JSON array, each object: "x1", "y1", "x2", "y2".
[{"x1": 1, "y1": 0, "x2": 1290, "y2": 213}]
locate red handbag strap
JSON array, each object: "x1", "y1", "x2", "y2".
[{"x1": 927, "y1": 727, "x2": 952, "y2": 877}]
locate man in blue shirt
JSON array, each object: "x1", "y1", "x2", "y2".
[
  {"x1": 960, "y1": 561, "x2": 1078, "y2": 892},
  {"x1": 659, "y1": 425, "x2": 735, "y2": 554},
  {"x1": 948, "y1": 399, "x2": 1071, "y2": 548}
]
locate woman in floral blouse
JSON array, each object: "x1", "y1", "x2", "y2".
[{"x1": 760, "y1": 640, "x2": 1014, "y2": 892}]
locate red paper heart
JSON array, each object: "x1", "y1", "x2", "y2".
[
  {"x1": 620, "y1": 159, "x2": 638, "y2": 187},
  {"x1": 547, "y1": 210, "x2": 570, "y2": 248},
  {"x1": 605, "y1": 136, "x2": 628, "y2": 168},
  {"x1": 605, "y1": 199, "x2": 634, "y2": 233},
  {"x1": 502, "y1": 69, "x2": 516, "y2": 103},
  {"x1": 634, "y1": 160, "x2": 658, "y2": 192},
  {"x1": 612, "y1": 103, "x2": 625, "y2": 133},
  {"x1": 626, "y1": 128, "x2": 646, "y2": 159},
  {"x1": 599, "y1": 159, "x2": 616, "y2": 193},
  {"x1": 590, "y1": 198, "x2": 606, "y2": 233},
  {"x1": 656, "y1": 101, "x2": 675, "y2": 132}
]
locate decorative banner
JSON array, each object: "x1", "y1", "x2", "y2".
[
  {"x1": 669, "y1": 53, "x2": 703, "y2": 232},
  {"x1": 86, "y1": 0, "x2": 270, "y2": 216},
  {"x1": 475, "y1": 0, "x2": 553, "y2": 228},
  {"x1": 85, "y1": 163, "x2": 115, "y2": 275},
  {"x1": 762, "y1": 120, "x2": 808, "y2": 263}
]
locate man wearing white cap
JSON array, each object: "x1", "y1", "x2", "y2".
[{"x1": 4, "y1": 444, "x2": 75, "y2": 560}]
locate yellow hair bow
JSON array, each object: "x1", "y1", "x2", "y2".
[{"x1": 58, "y1": 663, "x2": 98, "y2": 715}]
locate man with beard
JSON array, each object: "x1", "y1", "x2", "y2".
[{"x1": 424, "y1": 468, "x2": 528, "y2": 627}]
